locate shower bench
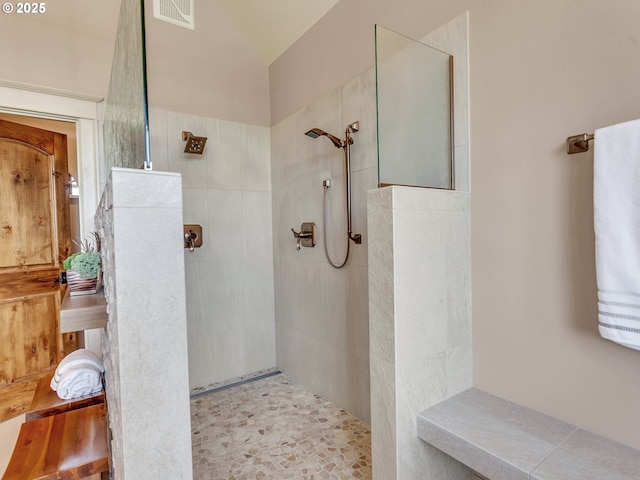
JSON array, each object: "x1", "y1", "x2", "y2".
[
  {"x1": 2, "y1": 373, "x2": 108, "y2": 480},
  {"x1": 417, "y1": 388, "x2": 640, "y2": 480}
]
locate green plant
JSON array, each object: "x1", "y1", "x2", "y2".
[{"x1": 64, "y1": 233, "x2": 101, "y2": 279}]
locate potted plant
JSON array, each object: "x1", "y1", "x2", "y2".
[{"x1": 64, "y1": 234, "x2": 101, "y2": 296}]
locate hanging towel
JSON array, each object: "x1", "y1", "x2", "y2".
[{"x1": 594, "y1": 118, "x2": 640, "y2": 350}]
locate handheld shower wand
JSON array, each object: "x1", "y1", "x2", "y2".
[{"x1": 305, "y1": 121, "x2": 361, "y2": 269}]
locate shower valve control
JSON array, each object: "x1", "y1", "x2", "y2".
[
  {"x1": 291, "y1": 222, "x2": 316, "y2": 251},
  {"x1": 184, "y1": 224, "x2": 203, "y2": 252}
]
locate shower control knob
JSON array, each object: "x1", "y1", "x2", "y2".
[{"x1": 291, "y1": 223, "x2": 316, "y2": 250}]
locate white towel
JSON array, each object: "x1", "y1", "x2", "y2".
[
  {"x1": 51, "y1": 349, "x2": 104, "y2": 390},
  {"x1": 594, "y1": 118, "x2": 640, "y2": 350},
  {"x1": 54, "y1": 364, "x2": 103, "y2": 400}
]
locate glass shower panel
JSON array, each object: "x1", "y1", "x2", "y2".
[
  {"x1": 103, "y1": 0, "x2": 151, "y2": 172},
  {"x1": 375, "y1": 25, "x2": 453, "y2": 189}
]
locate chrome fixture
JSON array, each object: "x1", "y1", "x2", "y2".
[
  {"x1": 305, "y1": 128, "x2": 344, "y2": 148},
  {"x1": 305, "y1": 121, "x2": 361, "y2": 269},
  {"x1": 182, "y1": 131, "x2": 207, "y2": 154},
  {"x1": 184, "y1": 224, "x2": 203, "y2": 252},
  {"x1": 566, "y1": 132, "x2": 594, "y2": 154},
  {"x1": 291, "y1": 222, "x2": 316, "y2": 251}
]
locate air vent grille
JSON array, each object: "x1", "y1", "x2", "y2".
[{"x1": 153, "y1": 0, "x2": 195, "y2": 30}]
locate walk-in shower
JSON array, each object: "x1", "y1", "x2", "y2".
[{"x1": 305, "y1": 121, "x2": 361, "y2": 269}]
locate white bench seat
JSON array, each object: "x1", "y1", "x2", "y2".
[{"x1": 417, "y1": 388, "x2": 640, "y2": 480}]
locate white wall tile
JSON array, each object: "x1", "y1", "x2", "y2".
[
  {"x1": 207, "y1": 189, "x2": 244, "y2": 260},
  {"x1": 242, "y1": 124, "x2": 271, "y2": 192},
  {"x1": 153, "y1": 109, "x2": 276, "y2": 390},
  {"x1": 349, "y1": 167, "x2": 378, "y2": 266},
  {"x1": 205, "y1": 117, "x2": 243, "y2": 190},
  {"x1": 182, "y1": 187, "x2": 208, "y2": 264},
  {"x1": 242, "y1": 190, "x2": 274, "y2": 258},
  {"x1": 345, "y1": 265, "x2": 370, "y2": 361},
  {"x1": 341, "y1": 68, "x2": 378, "y2": 173},
  {"x1": 367, "y1": 188, "x2": 394, "y2": 367},
  {"x1": 273, "y1": 69, "x2": 374, "y2": 424},
  {"x1": 370, "y1": 357, "x2": 397, "y2": 480}
]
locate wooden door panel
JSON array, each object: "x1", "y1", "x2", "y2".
[
  {"x1": 0, "y1": 295, "x2": 57, "y2": 385},
  {"x1": 54, "y1": 133, "x2": 71, "y2": 265},
  {"x1": 22, "y1": 295, "x2": 57, "y2": 375},
  {"x1": 0, "y1": 268, "x2": 60, "y2": 298},
  {"x1": 0, "y1": 118, "x2": 73, "y2": 422},
  {"x1": 0, "y1": 120, "x2": 54, "y2": 153},
  {"x1": 0, "y1": 300, "x2": 23, "y2": 384},
  {"x1": 0, "y1": 141, "x2": 55, "y2": 268}
]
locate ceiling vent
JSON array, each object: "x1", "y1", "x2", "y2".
[{"x1": 153, "y1": 0, "x2": 195, "y2": 30}]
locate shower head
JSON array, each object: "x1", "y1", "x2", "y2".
[
  {"x1": 182, "y1": 131, "x2": 207, "y2": 154},
  {"x1": 305, "y1": 128, "x2": 343, "y2": 148}
]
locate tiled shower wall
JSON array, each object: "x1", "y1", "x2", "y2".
[
  {"x1": 271, "y1": 69, "x2": 378, "y2": 423},
  {"x1": 148, "y1": 108, "x2": 276, "y2": 390},
  {"x1": 143, "y1": 15, "x2": 465, "y2": 424}
]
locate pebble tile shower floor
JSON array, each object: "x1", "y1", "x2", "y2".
[{"x1": 191, "y1": 373, "x2": 372, "y2": 480}]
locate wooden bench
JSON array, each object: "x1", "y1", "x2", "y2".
[
  {"x1": 25, "y1": 373, "x2": 105, "y2": 421},
  {"x1": 2, "y1": 374, "x2": 108, "y2": 480}
]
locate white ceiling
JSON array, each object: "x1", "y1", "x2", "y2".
[{"x1": 217, "y1": 0, "x2": 340, "y2": 65}]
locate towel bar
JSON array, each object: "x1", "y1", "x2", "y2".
[{"x1": 567, "y1": 132, "x2": 594, "y2": 154}]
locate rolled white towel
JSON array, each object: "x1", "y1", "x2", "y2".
[
  {"x1": 54, "y1": 364, "x2": 103, "y2": 400},
  {"x1": 51, "y1": 349, "x2": 104, "y2": 390}
]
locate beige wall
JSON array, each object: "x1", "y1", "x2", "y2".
[
  {"x1": 271, "y1": 0, "x2": 640, "y2": 450},
  {"x1": 269, "y1": 0, "x2": 467, "y2": 125},
  {"x1": 0, "y1": 415, "x2": 22, "y2": 476},
  {"x1": 0, "y1": 1, "x2": 119, "y2": 97},
  {"x1": 143, "y1": 0, "x2": 270, "y2": 126},
  {"x1": 0, "y1": 1, "x2": 269, "y2": 126},
  {"x1": 470, "y1": 0, "x2": 640, "y2": 450}
]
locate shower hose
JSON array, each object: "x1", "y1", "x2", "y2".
[{"x1": 323, "y1": 182, "x2": 350, "y2": 269}]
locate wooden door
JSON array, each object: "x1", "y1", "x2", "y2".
[{"x1": 0, "y1": 119, "x2": 73, "y2": 422}]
